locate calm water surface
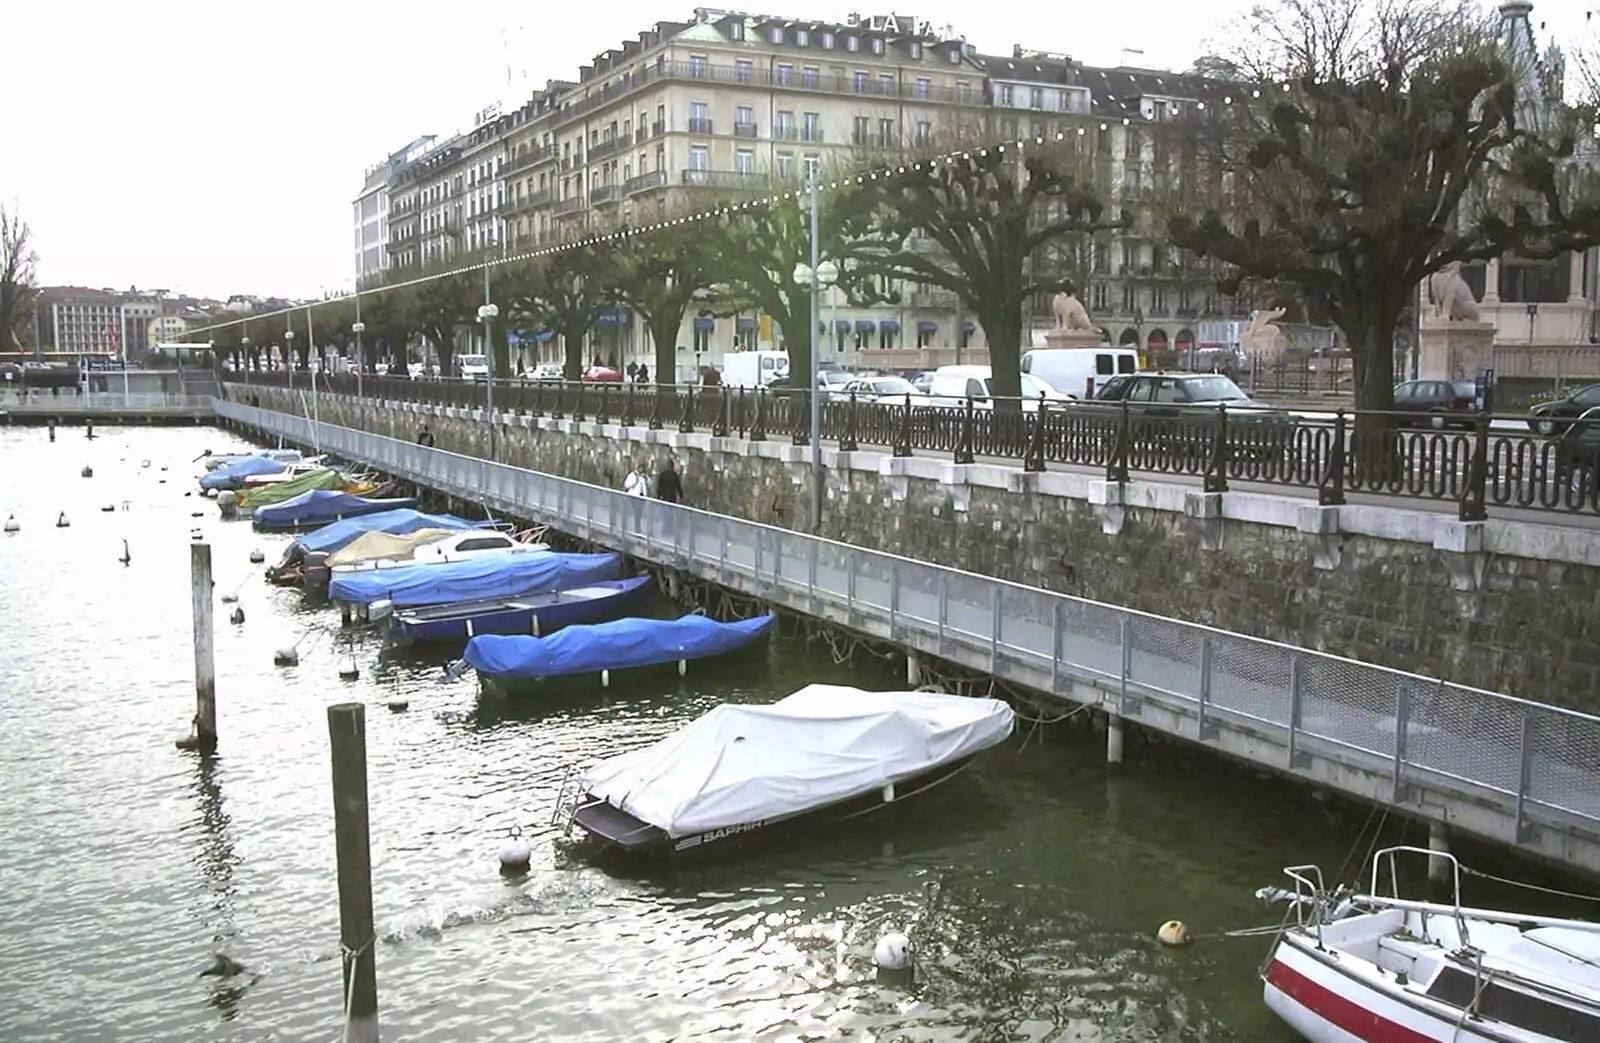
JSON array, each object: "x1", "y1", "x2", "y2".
[{"x1": 0, "y1": 423, "x2": 1414, "y2": 1042}]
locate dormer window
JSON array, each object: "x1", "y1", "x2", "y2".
[
  {"x1": 845, "y1": 34, "x2": 859, "y2": 52},
  {"x1": 768, "y1": 26, "x2": 783, "y2": 44},
  {"x1": 909, "y1": 42, "x2": 922, "y2": 59},
  {"x1": 821, "y1": 31, "x2": 835, "y2": 48},
  {"x1": 947, "y1": 45, "x2": 961, "y2": 64},
  {"x1": 870, "y1": 37, "x2": 884, "y2": 55},
  {"x1": 796, "y1": 28, "x2": 809, "y2": 46},
  {"x1": 727, "y1": 20, "x2": 744, "y2": 41}
]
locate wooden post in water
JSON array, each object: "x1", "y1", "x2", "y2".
[
  {"x1": 177, "y1": 542, "x2": 218, "y2": 753},
  {"x1": 327, "y1": 702, "x2": 379, "y2": 1043}
]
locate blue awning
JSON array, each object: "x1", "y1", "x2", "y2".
[
  {"x1": 692, "y1": 316, "x2": 715, "y2": 332},
  {"x1": 834, "y1": 319, "x2": 852, "y2": 332},
  {"x1": 879, "y1": 319, "x2": 900, "y2": 333},
  {"x1": 961, "y1": 321, "x2": 976, "y2": 332},
  {"x1": 854, "y1": 320, "x2": 876, "y2": 333},
  {"x1": 595, "y1": 307, "x2": 632, "y2": 327},
  {"x1": 535, "y1": 330, "x2": 554, "y2": 342},
  {"x1": 917, "y1": 320, "x2": 937, "y2": 333},
  {"x1": 736, "y1": 317, "x2": 756, "y2": 331}
]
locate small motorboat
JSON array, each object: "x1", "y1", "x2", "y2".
[
  {"x1": 199, "y1": 452, "x2": 306, "y2": 491},
  {"x1": 237, "y1": 457, "x2": 328, "y2": 487},
  {"x1": 1258, "y1": 845, "x2": 1600, "y2": 1042},
  {"x1": 202, "y1": 447, "x2": 303, "y2": 472},
  {"x1": 552, "y1": 684, "x2": 1013, "y2": 856},
  {"x1": 390, "y1": 575, "x2": 655, "y2": 645},
  {"x1": 263, "y1": 508, "x2": 483, "y2": 586},
  {"x1": 332, "y1": 551, "x2": 623, "y2": 614},
  {"x1": 327, "y1": 527, "x2": 550, "y2": 581},
  {"x1": 251, "y1": 490, "x2": 418, "y2": 533},
  {"x1": 463, "y1": 612, "x2": 775, "y2": 686}
]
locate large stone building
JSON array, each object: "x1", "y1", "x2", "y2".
[{"x1": 28, "y1": 287, "x2": 160, "y2": 358}]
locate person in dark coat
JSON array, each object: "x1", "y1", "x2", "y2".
[
  {"x1": 417, "y1": 423, "x2": 436, "y2": 447},
  {"x1": 655, "y1": 458, "x2": 682, "y2": 504}
]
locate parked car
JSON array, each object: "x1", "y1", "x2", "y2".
[
  {"x1": 764, "y1": 369, "x2": 853, "y2": 397},
  {"x1": 1553, "y1": 407, "x2": 1600, "y2": 493},
  {"x1": 1528, "y1": 382, "x2": 1600, "y2": 435},
  {"x1": 1391, "y1": 379, "x2": 1480, "y2": 429},
  {"x1": 829, "y1": 375, "x2": 920, "y2": 403},
  {"x1": 581, "y1": 366, "x2": 623, "y2": 383},
  {"x1": 910, "y1": 371, "x2": 935, "y2": 395},
  {"x1": 1081, "y1": 372, "x2": 1297, "y2": 461},
  {"x1": 522, "y1": 363, "x2": 564, "y2": 382},
  {"x1": 925, "y1": 365, "x2": 1071, "y2": 411}
]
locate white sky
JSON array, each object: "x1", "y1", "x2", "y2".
[{"x1": 1, "y1": 0, "x2": 1589, "y2": 301}]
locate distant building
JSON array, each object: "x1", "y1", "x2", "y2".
[
  {"x1": 32, "y1": 287, "x2": 158, "y2": 358},
  {"x1": 352, "y1": 136, "x2": 439, "y2": 284}
]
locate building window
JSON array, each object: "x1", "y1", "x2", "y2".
[
  {"x1": 1091, "y1": 283, "x2": 1109, "y2": 312},
  {"x1": 956, "y1": 80, "x2": 972, "y2": 103},
  {"x1": 776, "y1": 110, "x2": 795, "y2": 138},
  {"x1": 878, "y1": 118, "x2": 896, "y2": 146},
  {"x1": 845, "y1": 34, "x2": 858, "y2": 52},
  {"x1": 1152, "y1": 286, "x2": 1167, "y2": 313},
  {"x1": 803, "y1": 111, "x2": 821, "y2": 141},
  {"x1": 802, "y1": 65, "x2": 819, "y2": 88},
  {"x1": 909, "y1": 42, "x2": 922, "y2": 60},
  {"x1": 878, "y1": 73, "x2": 894, "y2": 95},
  {"x1": 689, "y1": 145, "x2": 709, "y2": 170},
  {"x1": 1122, "y1": 283, "x2": 1137, "y2": 312},
  {"x1": 802, "y1": 153, "x2": 820, "y2": 180},
  {"x1": 736, "y1": 148, "x2": 754, "y2": 174},
  {"x1": 689, "y1": 101, "x2": 710, "y2": 134},
  {"x1": 769, "y1": 26, "x2": 784, "y2": 44},
  {"x1": 728, "y1": 19, "x2": 744, "y2": 41},
  {"x1": 948, "y1": 46, "x2": 961, "y2": 64},
  {"x1": 1030, "y1": 87, "x2": 1044, "y2": 109},
  {"x1": 796, "y1": 28, "x2": 809, "y2": 46},
  {"x1": 776, "y1": 152, "x2": 795, "y2": 178},
  {"x1": 1030, "y1": 120, "x2": 1046, "y2": 140},
  {"x1": 915, "y1": 120, "x2": 931, "y2": 146},
  {"x1": 736, "y1": 104, "x2": 754, "y2": 127},
  {"x1": 735, "y1": 59, "x2": 752, "y2": 83},
  {"x1": 821, "y1": 31, "x2": 835, "y2": 49},
  {"x1": 853, "y1": 115, "x2": 869, "y2": 144},
  {"x1": 870, "y1": 37, "x2": 884, "y2": 54},
  {"x1": 914, "y1": 76, "x2": 931, "y2": 99},
  {"x1": 853, "y1": 70, "x2": 868, "y2": 93},
  {"x1": 776, "y1": 63, "x2": 793, "y2": 85},
  {"x1": 999, "y1": 84, "x2": 1014, "y2": 106}
]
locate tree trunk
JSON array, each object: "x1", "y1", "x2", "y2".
[
  {"x1": 431, "y1": 331, "x2": 456, "y2": 376},
  {"x1": 1344, "y1": 311, "x2": 1402, "y2": 484},
  {"x1": 978, "y1": 302, "x2": 1024, "y2": 405},
  {"x1": 489, "y1": 323, "x2": 511, "y2": 378},
  {"x1": 777, "y1": 294, "x2": 812, "y2": 383},
  {"x1": 560, "y1": 323, "x2": 585, "y2": 380},
  {"x1": 649, "y1": 311, "x2": 681, "y2": 385}
]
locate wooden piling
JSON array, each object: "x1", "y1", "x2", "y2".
[
  {"x1": 178, "y1": 541, "x2": 218, "y2": 753},
  {"x1": 327, "y1": 702, "x2": 379, "y2": 1043}
]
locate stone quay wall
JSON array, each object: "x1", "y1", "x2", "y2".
[{"x1": 230, "y1": 384, "x2": 1600, "y2": 712}]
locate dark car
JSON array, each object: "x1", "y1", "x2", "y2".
[
  {"x1": 1528, "y1": 382, "x2": 1600, "y2": 436},
  {"x1": 1081, "y1": 372, "x2": 1297, "y2": 462},
  {"x1": 1391, "y1": 379, "x2": 1481, "y2": 429},
  {"x1": 1552, "y1": 407, "x2": 1600, "y2": 496}
]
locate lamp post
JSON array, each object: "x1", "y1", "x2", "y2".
[
  {"x1": 479, "y1": 284, "x2": 500, "y2": 460},
  {"x1": 240, "y1": 334, "x2": 250, "y2": 387},
  {"x1": 816, "y1": 259, "x2": 839, "y2": 368},
  {"x1": 284, "y1": 328, "x2": 295, "y2": 390},
  {"x1": 352, "y1": 293, "x2": 365, "y2": 402},
  {"x1": 790, "y1": 168, "x2": 824, "y2": 534}
]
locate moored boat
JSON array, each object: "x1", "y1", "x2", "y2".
[
  {"x1": 330, "y1": 551, "x2": 624, "y2": 614},
  {"x1": 264, "y1": 508, "x2": 483, "y2": 586},
  {"x1": 463, "y1": 612, "x2": 775, "y2": 686},
  {"x1": 551, "y1": 683, "x2": 1014, "y2": 856},
  {"x1": 390, "y1": 575, "x2": 655, "y2": 645},
  {"x1": 252, "y1": 490, "x2": 418, "y2": 533},
  {"x1": 1258, "y1": 845, "x2": 1600, "y2": 1042}
]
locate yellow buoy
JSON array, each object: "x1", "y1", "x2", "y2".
[{"x1": 1157, "y1": 920, "x2": 1191, "y2": 947}]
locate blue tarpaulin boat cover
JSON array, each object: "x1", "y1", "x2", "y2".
[
  {"x1": 200, "y1": 455, "x2": 287, "y2": 489},
  {"x1": 252, "y1": 490, "x2": 417, "y2": 528},
  {"x1": 463, "y1": 613, "x2": 776, "y2": 679},
  {"x1": 297, "y1": 509, "x2": 480, "y2": 554},
  {"x1": 330, "y1": 551, "x2": 623, "y2": 609}
]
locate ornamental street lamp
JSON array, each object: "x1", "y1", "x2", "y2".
[
  {"x1": 479, "y1": 294, "x2": 500, "y2": 459},
  {"x1": 791, "y1": 169, "x2": 824, "y2": 533}
]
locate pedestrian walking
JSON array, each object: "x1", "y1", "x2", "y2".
[
  {"x1": 655, "y1": 458, "x2": 683, "y2": 504},
  {"x1": 417, "y1": 423, "x2": 436, "y2": 447}
]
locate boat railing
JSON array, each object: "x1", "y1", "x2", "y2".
[
  {"x1": 550, "y1": 765, "x2": 581, "y2": 831},
  {"x1": 1368, "y1": 844, "x2": 1471, "y2": 948}
]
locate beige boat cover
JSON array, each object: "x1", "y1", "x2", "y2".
[{"x1": 326, "y1": 528, "x2": 458, "y2": 567}]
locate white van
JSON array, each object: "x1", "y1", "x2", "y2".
[
  {"x1": 1021, "y1": 347, "x2": 1140, "y2": 399},
  {"x1": 721, "y1": 350, "x2": 789, "y2": 389},
  {"x1": 455, "y1": 353, "x2": 490, "y2": 380},
  {"x1": 926, "y1": 365, "x2": 1071, "y2": 410}
]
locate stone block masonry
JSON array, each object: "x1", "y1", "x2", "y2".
[{"x1": 232, "y1": 385, "x2": 1600, "y2": 712}]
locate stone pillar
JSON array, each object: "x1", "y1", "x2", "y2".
[
  {"x1": 1106, "y1": 711, "x2": 1125, "y2": 765},
  {"x1": 1483, "y1": 258, "x2": 1501, "y2": 303},
  {"x1": 1570, "y1": 250, "x2": 1588, "y2": 304},
  {"x1": 1418, "y1": 321, "x2": 1495, "y2": 381},
  {"x1": 1428, "y1": 819, "x2": 1451, "y2": 885},
  {"x1": 905, "y1": 652, "x2": 923, "y2": 688}
]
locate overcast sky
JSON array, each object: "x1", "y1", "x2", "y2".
[{"x1": 2, "y1": 0, "x2": 1589, "y2": 300}]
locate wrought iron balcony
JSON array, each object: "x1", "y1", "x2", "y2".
[
  {"x1": 687, "y1": 118, "x2": 714, "y2": 134},
  {"x1": 733, "y1": 122, "x2": 758, "y2": 138},
  {"x1": 681, "y1": 169, "x2": 757, "y2": 189},
  {"x1": 589, "y1": 184, "x2": 619, "y2": 204},
  {"x1": 623, "y1": 170, "x2": 667, "y2": 195}
]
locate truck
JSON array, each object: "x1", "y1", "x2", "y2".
[{"x1": 719, "y1": 350, "x2": 789, "y2": 389}]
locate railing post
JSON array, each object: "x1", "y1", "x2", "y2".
[
  {"x1": 956, "y1": 394, "x2": 976, "y2": 465},
  {"x1": 1459, "y1": 409, "x2": 1490, "y2": 522},
  {"x1": 571, "y1": 382, "x2": 588, "y2": 423},
  {"x1": 647, "y1": 382, "x2": 662, "y2": 429},
  {"x1": 893, "y1": 392, "x2": 914, "y2": 458},
  {"x1": 1514, "y1": 715, "x2": 1536, "y2": 844},
  {"x1": 990, "y1": 585, "x2": 1002, "y2": 674},
  {"x1": 735, "y1": 386, "x2": 749, "y2": 439},
  {"x1": 807, "y1": 536, "x2": 818, "y2": 606},
  {"x1": 621, "y1": 382, "x2": 635, "y2": 426},
  {"x1": 888, "y1": 561, "x2": 899, "y2": 636},
  {"x1": 846, "y1": 552, "x2": 857, "y2": 619},
  {"x1": 720, "y1": 516, "x2": 731, "y2": 578},
  {"x1": 678, "y1": 383, "x2": 696, "y2": 434},
  {"x1": 1107, "y1": 399, "x2": 1131, "y2": 483},
  {"x1": 840, "y1": 391, "x2": 859, "y2": 452},
  {"x1": 1319, "y1": 410, "x2": 1348, "y2": 506},
  {"x1": 937, "y1": 571, "x2": 948, "y2": 653},
  {"x1": 551, "y1": 382, "x2": 566, "y2": 421},
  {"x1": 1050, "y1": 599, "x2": 1063, "y2": 694},
  {"x1": 1024, "y1": 395, "x2": 1047, "y2": 472},
  {"x1": 1392, "y1": 681, "x2": 1410, "y2": 803},
  {"x1": 792, "y1": 388, "x2": 809, "y2": 445},
  {"x1": 1117, "y1": 614, "x2": 1131, "y2": 715},
  {"x1": 595, "y1": 383, "x2": 611, "y2": 424},
  {"x1": 713, "y1": 386, "x2": 730, "y2": 437},
  {"x1": 1204, "y1": 404, "x2": 1230, "y2": 493},
  {"x1": 1287, "y1": 655, "x2": 1306, "y2": 769},
  {"x1": 751, "y1": 388, "x2": 767, "y2": 441},
  {"x1": 1197, "y1": 636, "x2": 1216, "y2": 739}
]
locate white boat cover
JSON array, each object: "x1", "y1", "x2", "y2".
[
  {"x1": 580, "y1": 684, "x2": 1014, "y2": 838},
  {"x1": 326, "y1": 528, "x2": 458, "y2": 567}
]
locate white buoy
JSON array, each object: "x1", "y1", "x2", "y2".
[
  {"x1": 273, "y1": 647, "x2": 299, "y2": 667},
  {"x1": 221, "y1": 594, "x2": 238, "y2": 604},
  {"x1": 678, "y1": 658, "x2": 687, "y2": 677},
  {"x1": 497, "y1": 828, "x2": 532, "y2": 874},
  {"x1": 3, "y1": 515, "x2": 17, "y2": 534},
  {"x1": 600, "y1": 669, "x2": 610, "y2": 688},
  {"x1": 873, "y1": 932, "x2": 913, "y2": 971},
  {"x1": 1156, "y1": 920, "x2": 1192, "y2": 947},
  {"x1": 339, "y1": 659, "x2": 359, "y2": 680},
  {"x1": 248, "y1": 549, "x2": 265, "y2": 564},
  {"x1": 55, "y1": 512, "x2": 70, "y2": 528}
]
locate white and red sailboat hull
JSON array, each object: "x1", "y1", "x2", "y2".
[{"x1": 1264, "y1": 938, "x2": 1498, "y2": 1043}]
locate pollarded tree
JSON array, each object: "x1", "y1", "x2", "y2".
[
  {"x1": 504, "y1": 248, "x2": 615, "y2": 380},
  {"x1": 697, "y1": 172, "x2": 887, "y2": 381},
  {"x1": 1167, "y1": 0, "x2": 1576, "y2": 413},
  {"x1": 407, "y1": 263, "x2": 479, "y2": 375},
  {"x1": 842, "y1": 131, "x2": 1126, "y2": 402},
  {"x1": 1, "y1": 205, "x2": 40, "y2": 352},
  {"x1": 599, "y1": 205, "x2": 722, "y2": 385}
]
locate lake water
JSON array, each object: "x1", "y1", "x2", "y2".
[{"x1": 0, "y1": 421, "x2": 1535, "y2": 1042}]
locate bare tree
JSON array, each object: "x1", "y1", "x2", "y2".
[{"x1": 1, "y1": 205, "x2": 40, "y2": 351}]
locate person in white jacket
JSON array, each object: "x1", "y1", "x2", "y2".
[{"x1": 623, "y1": 463, "x2": 648, "y2": 496}]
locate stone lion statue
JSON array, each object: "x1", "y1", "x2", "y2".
[
  {"x1": 1427, "y1": 261, "x2": 1481, "y2": 323},
  {"x1": 1245, "y1": 307, "x2": 1287, "y2": 337},
  {"x1": 1051, "y1": 291, "x2": 1094, "y2": 331}
]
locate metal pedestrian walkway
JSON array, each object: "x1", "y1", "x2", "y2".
[{"x1": 217, "y1": 401, "x2": 1600, "y2": 876}]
